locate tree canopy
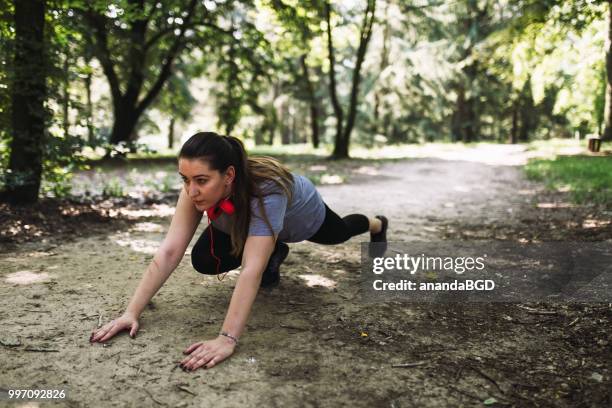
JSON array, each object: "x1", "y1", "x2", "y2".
[{"x1": 1, "y1": 0, "x2": 610, "y2": 202}]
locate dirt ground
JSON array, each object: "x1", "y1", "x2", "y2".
[{"x1": 1, "y1": 145, "x2": 610, "y2": 407}]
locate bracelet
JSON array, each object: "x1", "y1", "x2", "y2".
[{"x1": 219, "y1": 331, "x2": 238, "y2": 345}]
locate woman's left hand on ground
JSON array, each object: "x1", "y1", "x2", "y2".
[{"x1": 180, "y1": 335, "x2": 236, "y2": 371}]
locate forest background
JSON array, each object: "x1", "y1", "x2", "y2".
[{"x1": 0, "y1": 0, "x2": 610, "y2": 204}]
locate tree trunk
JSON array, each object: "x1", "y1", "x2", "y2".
[
  {"x1": 280, "y1": 102, "x2": 291, "y2": 145},
  {"x1": 266, "y1": 81, "x2": 281, "y2": 145},
  {"x1": 518, "y1": 78, "x2": 536, "y2": 142},
  {"x1": 85, "y1": 0, "x2": 198, "y2": 147},
  {"x1": 510, "y1": 101, "x2": 518, "y2": 144},
  {"x1": 308, "y1": 102, "x2": 320, "y2": 148},
  {"x1": 463, "y1": 62, "x2": 478, "y2": 142},
  {"x1": 300, "y1": 55, "x2": 320, "y2": 148},
  {"x1": 336, "y1": 0, "x2": 376, "y2": 158},
  {"x1": 597, "y1": 66, "x2": 606, "y2": 136},
  {"x1": 83, "y1": 39, "x2": 95, "y2": 145},
  {"x1": 603, "y1": 0, "x2": 612, "y2": 141},
  {"x1": 325, "y1": 1, "x2": 344, "y2": 156},
  {"x1": 451, "y1": 85, "x2": 466, "y2": 142},
  {"x1": 330, "y1": 0, "x2": 377, "y2": 159},
  {"x1": 248, "y1": 100, "x2": 267, "y2": 145},
  {"x1": 383, "y1": 111, "x2": 391, "y2": 139},
  {"x1": 373, "y1": 2, "x2": 390, "y2": 136},
  {"x1": 450, "y1": 1, "x2": 492, "y2": 144},
  {"x1": 221, "y1": 26, "x2": 240, "y2": 137},
  {"x1": 518, "y1": 108, "x2": 534, "y2": 142},
  {"x1": 168, "y1": 117, "x2": 175, "y2": 149},
  {"x1": 84, "y1": 70, "x2": 94, "y2": 144},
  {"x1": 267, "y1": 106, "x2": 277, "y2": 145},
  {"x1": 3, "y1": 0, "x2": 46, "y2": 204},
  {"x1": 109, "y1": 104, "x2": 140, "y2": 145},
  {"x1": 464, "y1": 96, "x2": 476, "y2": 143},
  {"x1": 62, "y1": 52, "x2": 70, "y2": 139},
  {"x1": 254, "y1": 119, "x2": 266, "y2": 145},
  {"x1": 291, "y1": 111, "x2": 298, "y2": 144}
]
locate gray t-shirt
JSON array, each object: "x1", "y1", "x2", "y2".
[{"x1": 210, "y1": 174, "x2": 326, "y2": 243}]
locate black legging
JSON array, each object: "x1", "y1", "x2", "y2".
[{"x1": 191, "y1": 203, "x2": 369, "y2": 275}]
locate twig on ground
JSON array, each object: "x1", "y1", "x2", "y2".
[
  {"x1": 512, "y1": 382, "x2": 538, "y2": 389},
  {"x1": 418, "y1": 347, "x2": 456, "y2": 354},
  {"x1": 279, "y1": 324, "x2": 308, "y2": 331},
  {"x1": 95, "y1": 351, "x2": 121, "y2": 362},
  {"x1": 176, "y1": 384, "x2": 197, "y2": 396},
  {"x1": 469, "y1": 365, "x2": 505, "y2": 395},
  {"x1": 526, "y1": 310, "x2": 558, "y2": 316},
  {"x1": 454, "y1": 366, "x2": 464, "y2": 381},
  {"x1": 143, "y1": 388, "x2": 166, "y2": 406},
  {"x1": 391, "y1": 361, "x2": 428, "y2": 368},
  {"x1": 23, "y1": 309, "x2": 51, "y2": 313},
  {"x1": 24, "y1": 346, "x2": 59, "y2": 352},
  {"x1": 97, "y1": 312, "x2": 103, "y2": 328},
  {"x1": 567, "y1": 317, "x2": 580, "y2": 327},
  {"x1": 0, "y1": 339, "x2": 21, "y2": 347},
  {"x1": 517, "y1": 305, "x2": 558, "y2": 315}
]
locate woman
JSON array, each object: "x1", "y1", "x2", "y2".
[{"x1": 90, "y1": 132, "x2": 389, "y2": 371}]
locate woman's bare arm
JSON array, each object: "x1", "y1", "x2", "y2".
[
  {"x1": 91, "y1": 189, "x2": 202, "y2": 342},
  {"x1": 180, "y1": 234, "x2": 276, "y2": 370},
  {"x1": 125, "y1": 188, "x2": 203, "y2": 318},
  {"x1": 220, "y1": 235, "x2": 276, "y2": 338}
]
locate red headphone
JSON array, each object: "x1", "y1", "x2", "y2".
[{"x1": 206, "y1": 196, "x2": 235, "y2": 220}]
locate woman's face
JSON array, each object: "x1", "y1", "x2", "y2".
[{"x1": 178, "y1": 158, "x2": 234, "y2": 211}]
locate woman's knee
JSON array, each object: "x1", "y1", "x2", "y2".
[
  {"x1": 191, "y1": 237, "x2": 220, "y2": 274},
  {"x1": 309, "y1": 230, "x2": 351, "y2": 245},
  {"x1": 191, "y1": 244, "x2": 241, "y2": 274},
  {"x1": 191, "y1": 251, "x2": 217, "y2": 275},
  {"x1": 343, "y1": 214, "x2": 370, "y2": 236}
]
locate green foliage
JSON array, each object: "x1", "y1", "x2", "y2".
[
  {"x1": 0, "y1": 1, "x2": 91, "y2": 199},
  {"x1": 40, "y1": 132, "x2": 88, "y2": 197},
  {"x1": 525, "y1": 155, "x2": 612, "y2": 205},
  {"x1": 0, "y1": 0, "x2": 13, "y2": 179},
  {"x1": 101, "y1": 176, "x2": 125, "y2": 197},
  {"x1": 491, "y1": 0, "x2": 608, "y2": 138},
  {"x1": 1, "y1": 0, "x2": 611, "y2": 195},
  {"x1": 208, "y1": 4, "x2": 276, "y2": 136},
  {"x1": 154, "y1": 61, "x2": 197, "y2": 124}
]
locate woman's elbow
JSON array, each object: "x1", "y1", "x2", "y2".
[
  {"x1": 158, "y1": 245, "x2": 183, "y2": 266},
  {"x1": 240, "y1": 265, "x2": 266, "y2": 282}
]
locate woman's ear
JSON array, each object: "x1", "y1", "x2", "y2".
[{"x1": 225, "y1": 165, "x2": 236, "y2": 185}]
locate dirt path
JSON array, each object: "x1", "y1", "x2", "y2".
[{"x1": 1, "y1": 145, "x2": 609, "y2": 407}]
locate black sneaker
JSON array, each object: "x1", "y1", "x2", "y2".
[
  {"x1": 261, "y1": 242, "x2": 289, "y2": 288},
  {"x1": 369, "y1": 215, "x2": 388, "y2": 258}
]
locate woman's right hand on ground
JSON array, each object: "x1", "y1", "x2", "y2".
[{"x1": 89, "y1": 312, "x2": 139, "y2": 343}]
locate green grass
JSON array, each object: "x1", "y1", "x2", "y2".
[
  {"x1": 525, "y1": 155, "x2": 612, "y2": 205},
  {"x1": 526, "y1": 138, "x2": 584, "y2": 151}
]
